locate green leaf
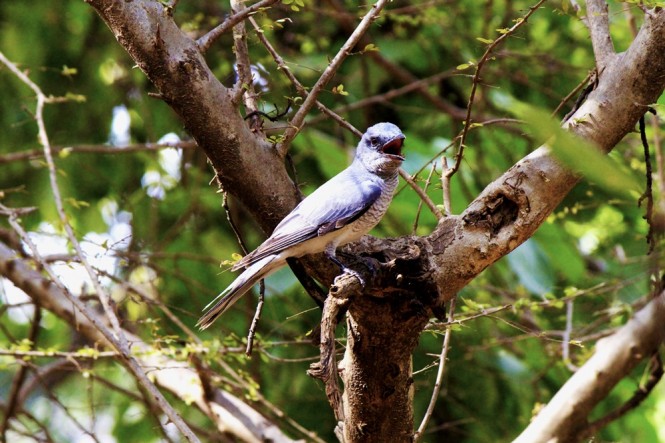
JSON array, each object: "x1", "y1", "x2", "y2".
[
  {"x1": 495, "y1": 94, "x2": 642, "y2": 199},
  {"x1": 476, "y1": 37, "x2": 493, "y2": 44},
  {"x1": 332, "y1": 84, "x2": 349, "y2": 96}
]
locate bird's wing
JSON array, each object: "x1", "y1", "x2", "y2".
[{"x1": 233, "y1": 171, "x2": 381, "y2": 270}]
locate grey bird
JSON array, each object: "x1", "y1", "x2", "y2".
[{"x1": 197, "y1": 122, "x2": 405, "y2": 329}]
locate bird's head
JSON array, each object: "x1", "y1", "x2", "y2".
[{"x1": 356, "y1": 122, "x2": 405, "y2": 176}]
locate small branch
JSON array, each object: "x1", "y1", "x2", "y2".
[
  {"x1": 249, "y1": 16, "x2": 363, "y2": 139},
  {"x1": 584, "y1": 0, "x2": 617, "y2": 72},
  {"x1": 0, "y1": 141, "x2": 197, "y2": 165},
  {"x1": 245, "y1": 280, "x2": 265, "y2": 356},
  {"x1": 637, "y1": 115, "x2": 655, "y2": 254},
  {"x1": 307, "y1": 274, "x2": 360, "y2": 422},
  {"x1": 196, "y1": 0, "x2": 281, "y2": 54},
  {"x1": 562, "y1": 298, "x2": 579, "y2": 372},
  {"x1": 513, "y1": 292, "x2": 665, "y2": 443},
  {"x1": 412, "y1": 161, "x2": 439, "y2": 233},
  {"x1": 413, "y1": 298, "x2": 456, "y2": 442},
  {"x1": 448, "y1": 0, "x2": 547, "y2": 180},
  {"x1": 277, "y1": 0, "x2": 391, "y2": 156},
  {"x1": 551, "y1": 70, "x2": 593, "y2": 118},
  {"x1": 231, "y1": 0, "x2": 261, "y2": 124},
  {"x1": 251, "y1": 16, "x2": 443, "y2": 220},
  {"x1": 0, "y1": 308, "x2": 41, "y2": 441},
  {"x1": 324, "y1": 0, "x2": 474, "y2": 122},
  {"x1": 400, "y1": 169, "x2": 444, "y2": 220}
]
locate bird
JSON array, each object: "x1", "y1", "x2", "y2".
[{"x1": 197, "y1": 122, "x2": 405, "y2": 329}]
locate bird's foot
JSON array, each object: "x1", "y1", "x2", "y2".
[{"x1": 334, "y1": 266, "x2": 365, "y2": 288}]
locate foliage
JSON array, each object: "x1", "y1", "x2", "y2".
[{"x1": 0, "y1": 1, "x2": 663, "y2": 442}]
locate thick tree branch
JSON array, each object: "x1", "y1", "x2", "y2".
[
  {"x1": 513, "y1": 291, "x2": 665, "y2": 443},
  {"x1": 0, "y1": 240, "x2": 298, "y2": 443},
  {"x1": 86, "y1": 0, "x2": 300, "y2": 235},
  {"x1": 428, "y1": 7, "x2": 665, "y2": 303}
]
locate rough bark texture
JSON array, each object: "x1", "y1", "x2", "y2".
[
  {"x1": 82, "y1": 2, "x2": 665, "y2": 442},
  {"x1": 340, "y1": 237, "x2": 439, "y2": 442},
  {"x1": 429, "y1": 8, "x2": 665, "y2": 302},
  {"x1": 85, "y1": 0, "x2": 299, "y2": 234}
]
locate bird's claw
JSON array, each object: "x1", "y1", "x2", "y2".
[{"x1": 335, "y1": 267, "x2": 365, "y2": 288}]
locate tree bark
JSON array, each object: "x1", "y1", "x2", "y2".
[{"x1": 82, "y1": 1, "x2": 665, "y2": 441}]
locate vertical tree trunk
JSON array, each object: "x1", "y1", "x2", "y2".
[{"x1": 342, "y1": 294, "x2": 430, "y2": 442}]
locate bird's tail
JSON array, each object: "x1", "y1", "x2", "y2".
[{"x1": 197, "y1": 255, "x2": 281, "y2": 330}]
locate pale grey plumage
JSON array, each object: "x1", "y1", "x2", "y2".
[{"x1": 197, "y1": 123, "x2": 405, "y2": 329}]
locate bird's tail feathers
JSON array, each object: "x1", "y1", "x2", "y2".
[{"x1": 197, "y1": 255, "x2": 280, "y2": 330}]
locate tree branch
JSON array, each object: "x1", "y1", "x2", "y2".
[
  {"x1": 584, "y1": 0, "x2": 617, "y2": 72},
  {"x1": 277, "y1": 0, "x2": 390, "y2": 155},
  {"x1": 0, "y1": 240, "x2": 299, "y2": 443},
  {"x1": 513, "y1": 291, "x2": 665, "y2": 442},
  {"x1": 86, "y1": 0, "x2": 300, "y2": 236},
  {"x1": 428, "y1": 7, "x2": 665, "y2": 303},
  {"x1": 196, "y1": 0, "x2": 281, "y2": 54}
]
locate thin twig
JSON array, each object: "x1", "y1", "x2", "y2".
[
  {"x1": 306, "y1": 68, "x2": 460, "y2": 126},
  {"x1": 413, "y1": 297, "x2": 456, "y2": 442},
  {"x1": 0, "y1": 52, "x2": 200, "y2": 443},
  {"x1": 0, "y1": 141, "x2": 197, "y2": 165},
  {"x1": 250, "y1": 16, "x2": 442, "y2": 219},
  {"x1": 221, "y1": 191, "x2": 265, "y2": 356},
  {"x1": 551, "y1": 71, "x2": 593, "y2": 118},
  {"x1": 638, "y1": 115, "x2": 655, "y2": 254},
  {"x1": 277, "y1": 0, "x2": 391, "y2": 156},
  {"x1": 245, "y1": 280, "x2": 265, "y2": 356},
  {"x1": 562, "y1": 298, "x2": 579, "y2": 372},
  {"x1": 197, "y1": 0, "x2": 281, "y2": 54},
  {"x1": 412, "y1": 161, "x2": 439, "y2": 233},
  {"x1": 400, "y1": 169, "x2": 444, "y2": 220},
  {"x1": 447, "y1": 0, "x2": 547, "y2": 179},
  {"x1": 0, "y1": 308, "x2": 41, "y2": 441}
]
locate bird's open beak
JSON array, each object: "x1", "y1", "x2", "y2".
[{"x1": 381, "y1": 135, "x2": 405, "y2": 161}]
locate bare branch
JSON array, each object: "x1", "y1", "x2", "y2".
[
  {"x1": 448, "y1": 0, "x2": 547, "y2": 179},
  {"x1": 197, "y1": 0, "x2": 281, "y2": 54},
  {"x1": 231, "y1": 0, "x2": 261, "y2": 125},
  {"x1": 0, "y1": 239, "x2": 299, "y2": 443},
  {"x1": 0, "y1": 141, "x2": 197, "y2": 165},
  {"x1": 277, "y1": 0, "x2": 391, "y2": 155},
  {"x1": 413, "y1": 298, "x2": 456, "y2": 442},
  {"x1": 584, "y1": 0, "x2": 617, "y2": 72}
]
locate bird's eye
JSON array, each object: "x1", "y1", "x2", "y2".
[{"x1": 370, "y1": 137, "x2": 378, "y2": 145}]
